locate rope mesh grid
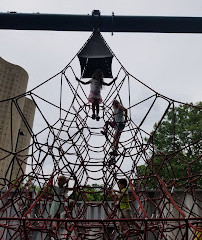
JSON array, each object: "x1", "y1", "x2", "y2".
[{"x1": 0, "y1": 42, "x2": 201, "y2": 239}]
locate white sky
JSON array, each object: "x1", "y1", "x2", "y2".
[
  {"x1": 1, "y1": 1, "x2": 202, "y2": 185},
  {"x1": 0, "y1": 0, "x2": 202, "y2": 103}
]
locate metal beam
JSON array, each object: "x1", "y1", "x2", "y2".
[{"x1": 0, "y1": 12, "x2": 202, "y2": 33}]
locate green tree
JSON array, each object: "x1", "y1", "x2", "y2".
[
  {"x1": 137, "y1": 102, "x2": 202, "y2": 188},
  {"x1": 84, "y1": 184, "x2": 104, "y2": 201},
  {"x1": 67, "y1": 184, "x2": 112, "y2": 202}
]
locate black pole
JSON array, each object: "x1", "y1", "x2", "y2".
[
  {"x1": 185, "y1": 219, "x2": 189, "y2": 240},
  {"x1": 0, "y1": 12, "x2": 202, "y2": 33},
  {"x1": 144, "y1": 219, "x2": 147, "y2": 240},
  {"x1": 8, "y1": 129, "x2": 24, "y2": 182}
]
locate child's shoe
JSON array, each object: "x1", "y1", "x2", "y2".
[
  {"x1": 96, "y1": 115, "x2": 100, "y2": 121},
  {"x1": 108, "y1": 156, "x2": 116, "y2": 165},
  {"x1": 92, "y1": 114, "x2": 96, "y2": 120},
  {"x1": 109, "y1": 150, "x2": 118, "y2": 156}
]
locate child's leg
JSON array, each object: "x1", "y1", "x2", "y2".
[
  {"x1": 95, "y1": 99, "x2": 100, "y2": 121},
  {"x1": 113, "y1": 123, "x2": 125, "y2": 151},
  {"x1": 95, "y1": 99, "x2": 99, "y2": 116},
  {"x1": 101, "y1": 121, "x2": 115, "y2": 140},
  {"x1": 69, "y1": 200, "x2": 74, "y2": 211},
  {"x1": 122, "y1": 208, "x2": 140, "y2": 230},
  {"x1": 103, "y1": 121, "x2": 109, "y2": 132},
  {"x1": 52, "y1": 213, "x2": 60, "y2": 229},
  {"x1": 120, "y1": 223, "x2": 124, "y2": 233},
  {"x1": 104, "y1": 121, "x2": 115, "y2": 133},
  {"x1": 64, "y1": 200, "x2": 74, "y2": 219},
  {"x1": 113, "y1": 129, "x2": 121, "y2": 150},
  {"x1": 92, "y1": 102, "x2": 95, "y2": 115},
  {"x1": 119, "y1": 211, "x2": 124, "y2": 233},
  {"x1": 91, "y1": 99, "x2": 96, "y2": 119}
]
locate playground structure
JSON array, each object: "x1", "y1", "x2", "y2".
[{"x1": 0, "y1": 11, "x2": 202, "y2": 240}]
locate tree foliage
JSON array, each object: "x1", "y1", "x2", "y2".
[
  {"x1": 83, "y1": 184, "x2": 104, "y2": 201},
  {"x1": 137, "y1": 102, "x2": 202, "y2": 188}
]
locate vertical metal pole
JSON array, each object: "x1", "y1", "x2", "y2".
[
  {"x1": 9, "y1": 129, "x2": 24, "y2": 182},
  {"x1": 185, "y1": 219, "x2": 189, "y2": 240},
  {"x1": 22, "y1": 217, "x2": 29, "y2": 239},
  {"x1": 144, "y1": 219, "x2": 148, "y2": 240},
  {"x1": 92, "y1": 10, "x2": 100, "y2": 31}
]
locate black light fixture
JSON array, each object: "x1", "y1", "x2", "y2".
[{"x1": 77, "y1": 30, "x2": 114, "y2": 78}]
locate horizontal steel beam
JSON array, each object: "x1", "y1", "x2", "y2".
[{"x1": 0, "y1": 12, "x2": 202, "y2": 33}]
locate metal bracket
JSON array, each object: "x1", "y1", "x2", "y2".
[{"x1": 92, "y1": 10, "x2": 101, "y2": 32}]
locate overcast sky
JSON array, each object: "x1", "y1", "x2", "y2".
[
  {"x1": 1, "y1": 1, "x2": 202, "y2": 184},
  {"x1": 1, "y1": 0, "x2": 202, "y2": 103}
]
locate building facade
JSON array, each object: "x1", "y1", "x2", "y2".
[{"x1": 0, "y1": 57, "x2": 35, "y2": 183}]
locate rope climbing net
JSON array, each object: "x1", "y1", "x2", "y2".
[{"x1": 0, "y1": 32, "x2": 201, "y2": 240}]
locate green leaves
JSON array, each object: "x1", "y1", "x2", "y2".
[
  {"x1": 137, "y1": 102, "x2": 202, "y2": 189},
  {"x1": 84, "y1": 184, "x2": 104, "y2": 201}
]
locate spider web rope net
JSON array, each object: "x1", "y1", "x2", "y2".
[{"x1": 0, "y1": 33, "x2": 201, "y2": 240}]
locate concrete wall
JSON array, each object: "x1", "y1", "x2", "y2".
[
  {"x1": 11, "y1": 98, "x2": 36, "y2": 180},
  {"x1": 0, "y1": 57, "x2": 28, "y2": 182},
  {"x1": 0, "y1": 57, "x2": 35, "y2": 183}
]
